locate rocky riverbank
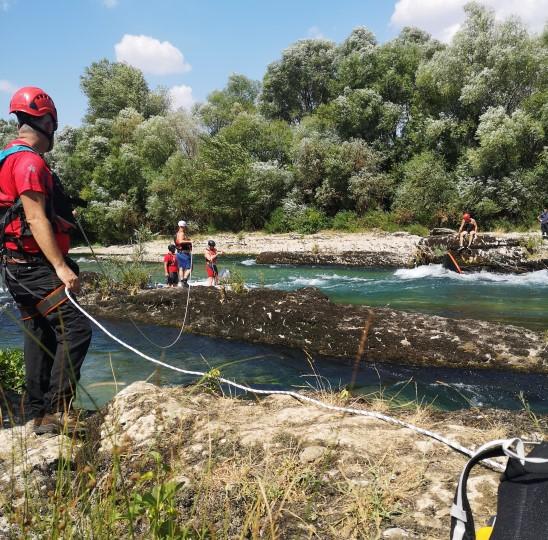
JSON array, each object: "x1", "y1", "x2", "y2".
[
  {"x1": 417, "y1": 232, "x2": 548, "y2": 273},
  {"x1": 1, "y1": 381, "x2": 545, "y2": 539},
  {"x1": 80, "y1": 281, "x2": 548, "y2": 374}
]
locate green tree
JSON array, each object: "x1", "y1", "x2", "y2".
[
  {"x1": 111, "y1": 107, "x2": 144, "y2": 145},
  {"x1": 81, "y1": 59, "x2": 151, "y2": 122},
  {"x1": 334, "y1": 26, "x2": 378, "y2": 92},
  {"x1": 246, "y1": 161, "x2": 294, "y2": 228},
  {"x1": 199, "y1": 74, "x2": 261, "y2": 134},
  {"x1": 217, "y1": 112, "x2": 293, "y2": 163},
  {"x1": 416, "y1": 3, "x2": 545, "y2": 119},
  {"x1": 0, "y1": 119, "x2": 18, "y2": 148},
  {"x1": 292, "y1": 132, "x2": 383, "y2": 215},
  {"x1": 467, "y1": 107, "x2": 544, "y2": 177},
  {"x1": 193, "y1": 136, "x2": 252, "y2": 229},
  {"x1": 147, "y1": 152, "x2": 198, "y2": 233},
  {"x1": 317, "y1": 88, "x2": 402, "y2": 144},
  {"x1": 261, "y1": 39, "x2": 336, "y2": 122},
  {"x1": 393, "y1": 152, "x2": 457, "y2": 225}
]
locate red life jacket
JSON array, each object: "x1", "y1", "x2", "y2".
[{"x1": 0, "y1": 144, "x2": 76, "y2": 254}]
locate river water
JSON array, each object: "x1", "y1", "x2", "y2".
[{"x1": 1, "y1": 256, "x2": 547, "y2": 413}]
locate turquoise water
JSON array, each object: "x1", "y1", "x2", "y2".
[
  {"x1": 98, "y1": 255, "x2": 547, "y2": 330},
  {"x1": 1, "y1": 256, "x2": 547, "y2": 412}
]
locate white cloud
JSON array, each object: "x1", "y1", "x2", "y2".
[
  {"x1": 307, "y1": 26, "x2": 325, "y2": 39},
  {"x1": 115, "y1": 34, "x2": 191, "y2": 75},
  {"x1": 1, "y1": 0, "x2": 12, "y2": 11},
  {"x1": 390, "y1": 0, "x2": 548, "y2": 41},
  {"x1": 169, "y1": 85, "x2": 194, "y2": 111},
  {"x1": 0, "y1": 80, "x2": 17, "y2": 94},
  {"x1": 103, "y1": 0, "x2": 119, "y2": 7}
]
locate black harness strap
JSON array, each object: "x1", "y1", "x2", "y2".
[{"x1": 35, "y1": 285, "x2": 68, "y2": 317}]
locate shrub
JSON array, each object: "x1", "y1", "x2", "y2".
[
  {"x1": 393, "y1": 151, "x2": 457, "y2": 226},
  {"x1": 359, "y1": 210, "x2": 399, "y2": 232},
  {"x1": 221, "y1": 266, "x2": 246, "y2": 294},
  {"x1": 405, "y1": 224, "x2": 429, "y2": 237},
  {"x1": 0, "y1": 348, "x2": 25, "y2": 392},
  {"x1": 265, "y1": 208, "x2": 291, "y2": 233},
  {"x1": 331, "y1": 210, "x2": 359, "y2": 231},
  {"x1": 292, "y1": 207, "x2": 330, "y2": 234}
]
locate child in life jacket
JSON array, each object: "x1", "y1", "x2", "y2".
[
  {"x1": 163, "y1": 244, "x2": 178, "y2": 287},
  {"x1": 204, "y1": 239, "x2": 223, "y2": 286}
]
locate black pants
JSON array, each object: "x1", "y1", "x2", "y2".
[
  {"x1": 542, "y1": 223, "x2": 548, "y2": 237},
  {"x1": 4, "y1": 261, "x2": 92, "y2": 417}
]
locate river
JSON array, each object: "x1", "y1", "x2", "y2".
[{"x1": 1, "y1": 256, "x2": 547, "y2": 413}]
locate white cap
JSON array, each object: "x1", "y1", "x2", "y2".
[{"x1": 178, "y1": 220, "x2": 187, "y2": 227}]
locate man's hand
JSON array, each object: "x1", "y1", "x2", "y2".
[{"x1": 55, "y1": 263, "x2": 81, "y2": 293}]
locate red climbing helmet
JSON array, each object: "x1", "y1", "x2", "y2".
[
  {"x1": 9, "y1": 86, "x2": 58, "y2": 130},
  {"x1": 462, "y1": 213, "x2": 471, "y2": 222}
]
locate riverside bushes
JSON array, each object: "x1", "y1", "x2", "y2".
[
  {"x1": 25, "y1": 3, "x2": 545, "y2": 244},
  {"x1": 0, "y1": 348, "x2": 24, "y2": 392}
]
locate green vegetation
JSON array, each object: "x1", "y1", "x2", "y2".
[
  {"x1": 0, "y1": 348, "x2": 25, "y2": 392},
  {"x1": 221, "y1": 266, "x2": 246, "y2": 294},
  {"x1": 1, "y1": 3, "x2": 545, "y2": 243}
]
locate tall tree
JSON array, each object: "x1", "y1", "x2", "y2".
[
  {"x1": 199, "y1": 74, "x2": 261, "y2": 134},
  {"x1": 81, "y1": 59, "x2": 152, "y2": 122},
  {"x1": 261, "y1": 39, "x2": 336, "y2": 122}
]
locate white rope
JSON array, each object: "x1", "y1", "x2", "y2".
[
  {"x1": 78, "y1": 215, "x2": 192, "y2": 351},
  {"x1": 66, "y1": 288, "x2": 505, "y2": 472},
  {"x1": 128, "y1": 251, "x2": 193, "y2": 350}
]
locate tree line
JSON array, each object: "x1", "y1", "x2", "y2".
[{"x1": 1, "y1": 2, "x2": 546, "y2": 243}]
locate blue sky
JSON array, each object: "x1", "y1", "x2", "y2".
[{"x1": 1, "y1": 0, "x2": 546, "y2": 128}]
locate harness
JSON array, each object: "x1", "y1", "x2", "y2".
[
  {"x1": 0, "y1": 144, "x2": 79, "y2": 319},
  {"x1": 0, "y1": 144, "x2": 78, "y2": 256}
]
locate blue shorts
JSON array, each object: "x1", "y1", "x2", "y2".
[{"x1": 176, "y1": 252, "x2": 192, "y2": 270}]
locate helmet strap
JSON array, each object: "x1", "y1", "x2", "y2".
[{"x1": 17, "y1": 113, "x2": 55, "y2": 152}]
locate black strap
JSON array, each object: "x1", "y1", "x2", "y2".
[
  {"x1": 450, "y1": 443, "x2": 507, "y2": 540},
  {"x1": 35, "y1": 284, "x2": 68, "y2": 316}
]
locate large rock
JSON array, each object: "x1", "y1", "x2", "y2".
[
  {"x1": 0, "y1": 382, "x2": 545, "y2": 538},
  {"x1": 417, "y1": 234, "x2": 548, "y2": 273},
  {"x1": 81, "y1": 285, "x2": 548, "y2": 373},
  {"x1": 256, "y1": 250, "x2": 413, "y2": 268}
]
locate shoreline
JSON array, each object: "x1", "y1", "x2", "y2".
[
  {"x1": 70, "y1": 230, "x2": 547, "y2": 269},
  {"x1": 70, "y1": 230, "x2": 422, "y2": 262}
]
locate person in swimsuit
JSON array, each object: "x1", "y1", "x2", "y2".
[
  {"x1": 174, "y1": 220, "x2": 192, "y2": 287},
  {"x1": 458, "y1": 212, "x2": 478, "y2": 251}
]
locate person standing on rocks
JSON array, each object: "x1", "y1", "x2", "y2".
[
  {"x1": 538, "y1": 207, "x2": 548, "y2": 240},
  {"x1": 163, "y1": 244, "x2": 178, "y2": 287},
  {"x1": 174, "y1": 220, "x2": 192, "y2": 287},
  {"x1": 458, "y1": 212, "x2": 478, "y2": 251},
  {"x1": 0, "y1": 87, "x2": 92, "y2": 435},
  {"x1": 205, "y1": 239, "x2": 223, "y2": 286}
]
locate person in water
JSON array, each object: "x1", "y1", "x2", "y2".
[
  {"x1": 458, "y1": 212, "x2": 478, "y2": 251},
  {"x1": 205, "y1": 239, "x2": 223, "y2": 286},
  {"x1": 163, "y1": 244, "x2": 178, "y2": 287},
  {"x1": 174, "y1": 220, "x2": 192, "y2": 287},
  {"x1": 538, "y1": 207, "x2": 548, "y2": 240}
]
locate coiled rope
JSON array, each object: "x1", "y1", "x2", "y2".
[{"x1": 65, "y1": 288, "x2": 505, "y2": 472}]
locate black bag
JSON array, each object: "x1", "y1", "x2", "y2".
[{"x1": 450, "y1": 438, "x2": 548, "y2": 540}]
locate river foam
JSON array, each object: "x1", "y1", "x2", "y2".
[{"x1": 394, "y1": 264, "x2": 548, "y2": 286}]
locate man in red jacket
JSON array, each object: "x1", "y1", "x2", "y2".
[{"x1": 0, "y1": 87, "x2": 92, "y2": 434}]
